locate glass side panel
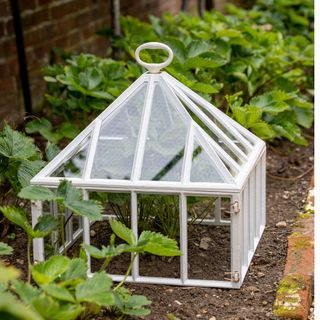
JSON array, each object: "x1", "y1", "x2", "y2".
[
  {"x1": 50, "y1": 134, "x2": 91, "y2": 178},
  {"x1": 190, "y1": 139, "x2": 224, "y2": 183},
  {"x1": 91, "y1": 84, "x2": 146, "y2": 180},
  {"x1": 140, "y1": 84, "x2": 188, "y2": 181}
]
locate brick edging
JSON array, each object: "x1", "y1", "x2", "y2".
[{"x1": 273, "y1": 177, "x2": 314, "y2": 319}]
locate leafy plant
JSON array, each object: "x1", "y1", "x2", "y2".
[
  {"x1": 102, "y1": 9, "x2": 313, "y2": 144},
  {"x1": 0, "y1": 195, "x2": 181, "y2": 319}
]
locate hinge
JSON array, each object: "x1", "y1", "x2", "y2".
[{"x1": 224, "y1": 271, "x2": 240, "y2": 282}]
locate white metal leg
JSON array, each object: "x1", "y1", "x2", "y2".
[
  {"x1": 180, "y1": 193, "x2": 188, "y2": 283},
  {"x1": 131, "y1": 192, "x2": 139, "y2": 280},
  {"x1": 82, "y1": 190, "x2": 91, "y2": 274},
  {"x1": 231, "y1": 194, "x2": 242, "y2": 284},
  {"x1": 31, "y1": 200, "x2": 45, "y2": 262}
]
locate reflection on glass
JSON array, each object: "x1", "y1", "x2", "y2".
[
  {"x1": 91, "y1": 84, "x2": 146, "y2": 179},
  {"x1": 50, "y1": 135, "x2": 91, "y2": 178},
  {"x1": 190, "y1": 140, "x2": 224, "y2": 183},
  {"x1": 141, "y1": 84, "x2": 188, "y2": 181}
]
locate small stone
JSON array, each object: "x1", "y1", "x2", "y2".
[
  {"x1": 90, "y1": 230, "x2": 96, "y2": 237},
  {"x1": 16, "y1": 259, "x2": 24, "y2": 265},
  {"x1": 224, "y1": 301, "x2": 230, "y2": 306},
  {"x1": 282, "y1": 191, "x2": 290, "y2": 199},
  {"x1": 246, "y1": 285, "x2": 260, "y2": 292},
  {"x1": 209, "y1": 317, "x2": 217, "y2": 320},
  {"x1": 276, "y1": 221, "x2": 287, "y2": 228},
  {"x1": 257, "y1": 272, "x2": 265, "y2": 278},
  {"x1": 196, "y1": 315, "x2": 202, "y2": 318},
  {"x1": 199, "y1": 237, "x2": 211, "y2": 250},
  {"x1": 166, "y1": 288, "x2": 174, "y2": 293},
  {"x1": 174, "y1": 300, "x2": 182, "y2": 306},
  {"x1": 262, "y1": 300, "x2": 268, "y2": 305}
]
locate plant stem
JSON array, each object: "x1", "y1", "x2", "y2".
[
  {"x1": 99, "y1": 256, "x2": 112, "y2": 272},
  {"x1": 113, "y1": 252, "x2": 138, "y2": 291},
  {"x1": 60, "y1": 211, "x2": 66, "y2": 256},
  {"x1": 27, "y1": 237, "x2": 31, "y2": 283}
]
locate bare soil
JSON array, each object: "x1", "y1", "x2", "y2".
[{"x1": 2, "y1": 137, "x2": 314, "y2": 320}]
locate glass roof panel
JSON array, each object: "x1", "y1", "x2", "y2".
[
  {"x1": 140, "y1": 83, "x2": 188, "y2": 181},
  {"x1": 190, "y1": 139, "x2": 225, "y2": 183},
  {"x1": 50, "y1": 134, "x2": 91, "y2": 178},
  {"x1": 91, "y1": 83, "x2": 146, "y2": 180}
]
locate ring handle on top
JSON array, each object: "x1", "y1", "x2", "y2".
[{"x1": 135, "y1": 42, "x2": 174, "y2": 73}]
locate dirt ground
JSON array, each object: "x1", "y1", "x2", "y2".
[{"x1": 3, "y1": 137, "x2": 314, "y2": 320}]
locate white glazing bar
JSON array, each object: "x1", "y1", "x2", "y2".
[
  {"x1": 242, "y1": 185, "x2": 249, "y2": 267},
  {"x1": 159, "y1": 75, "x2": 240, "y2": 174},
  {"x1": 214, "y1": 197, "x2": 221, "y2": 224},
  {"x1": 31, "y1": 124, "x2": 94, "y2": 180},
  {"x1": 97, "y1": 74, "x2": 148, "y2": 122},
  {"x1": 32, "y1": 201, "x2": 45, "y2": 262},
  {"x1": 83, "y1": 119, "x2": 102, "y2": 179},
  {"x1": 170, "y1": 82, "x2": 248, "y2": 162},
  {"x1": 197, "y1": 126, "x2": 241, "y2": 173},
  {"x1": 32, "y1": 177, "x2": 242, "y2": 193},
  {"x1": 180, "y1": 193, "x2": 188, "y2": 283},
  {"x1": 131, "y1": 74, "x2": 156, "y2": 180},
  {"x1": 163, "y1": 72, "x2": 258, "y2": 147},
  {"x1": 82, "y1": 190, "x2": 91, "y2": 274},
  {"x1": 261, "y1": 151, "x2": 267, "y2": 228},
  {"x1": 181, "y1": 124, "x2": 194, "y2": 183},
  {"x1": 159, "y1": 76, "x2": 192, "y2": 125},
  {"x1": 131, "y1": 192, "x2": 139, "y2": 280},
  {"x1": 195, "y1": 127, "x2": 235, "y2": 183},
  {"x1": 249, "y1": 172, "x2": 256, "y2": 249},
  {"x1": 255, "y1": 163, "x2": 262, "y2": 238},
  {"x1": 50, "y1": 201, "x2": 59, "y2": 254},
  {"x1": 231, "y1": 194, "x2": 242, "y2": 283}
]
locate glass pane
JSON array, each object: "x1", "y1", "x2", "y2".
[
  {"x1": 190, "y1": 139, "x2": 224, "y2": 183},
  {"x1": 91, "y1": 84, "x2": 146, "y2": 179},
  {"x1": 50, "y1": 134, "x2": 91, "y2": 178},
  {"x1": 140, "y1": 84, "x2": 188, "y2": 181},
  {"x1": 179, "y1": 98, "x2": 244, "y2": 164}
]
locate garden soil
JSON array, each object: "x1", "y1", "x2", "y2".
[{"x1": 3, "y1": 138, "x2": 314, "y2": 320}]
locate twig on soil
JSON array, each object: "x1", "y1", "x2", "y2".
[
  {"x1": 267, "y1": 144, "x2": 289, "y2": 156},
  {"x1": 267, "y1": 166, "x2": 313, "y2": 181}
]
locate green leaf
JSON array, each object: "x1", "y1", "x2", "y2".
[
  {"x1": 60, "y1": 258, "x2": 87, "y2": 281},
  {"x1": 187, "y1": 40, "x2": 211, "y2": 57},
  {"x1": 138, "y1": 231, "x2": 182, "y2": 256},
  {"x1": 185, "y1": 52, "x2": 228, "y2": 69},
  {"x1": 31, "y1": 256, "x2": 71, "y2": 285},
  {"x1": 57, "y1": 123, "x2": 80, "y2": 140},
  {"x1": 18, "y1": 159, "x2": 45, "y2": 187},
  {"x1": 109, "y1": 219, "x2": 136, "y2": 245},
  {"x1": 75, "y1": 272, "x2": 114, "y2": 306},
  {"x1": 41, "y1": 284, "x2": 75, "y2": 302},
  {"x1": 11, "y1": 280, "x2": 42, "y2": 305},
  {"x1": 0, "y1": 262, "x2": 20, "y2": 283},
  {"x1": 89, "y1": 90, "x2": 114, "y2": 100},
  {"x1": 32, "y1": 295, "x2": 83, "y2": 320},
  {"x1": 0, "y1": 206, "x2": 33, "y2": 236},
  {"x1": 250, "y1": 122, "x2": 276, "y2": 139},
  {"x1": 57, "y1": 180, "x2": 103, "y2": 222},
  {"x1": 45, "y1": 142, "x2": 60, "y2": 161},
  {"x1": 190, "y1": 82, "x2": 221, "y2": 94},
  {"x1": 0, "y1": 242, "x2": 13, "y2": 255},
  {"x1": 293, "y1": 107, "x2": 313, "y2": 128},
  {"x1": 18, "y1": 185, "x2": 58, "y2": 201},
  {"x1": 33, "y1": 215, "x2": 59, "y2": 238},
  {"x1": 0, "y1": 125, "x2": 40, "y2": 160},
  {"x1": 0, "y1": 291, "x2": 43, "y2": 320}
]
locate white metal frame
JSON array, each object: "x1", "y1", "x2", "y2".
[{"x1": 31, "y1": 42, "x2": 266, "y2": 288}]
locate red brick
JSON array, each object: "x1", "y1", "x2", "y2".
[
  {"x1": 0, "y1": 1, "x2": 10, "y2": 16},
  {"x1": 0, "y1": 57, "x2": 19, "y2": 79},
  {"x1": 21, "y1": 8, "x2": 50, "y2": 30},
  {"x1": 19, "y1": 0, "x2": 37, "y2": 12},
  {"x1": 0, "y1": 77, "x2": 15, "y2": 92},
  {"x1": 0, "y1": 38, "x2": 17, "y2": 58}
]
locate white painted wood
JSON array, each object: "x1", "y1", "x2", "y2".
[
  {"x1": 249, "y1": 173, "x2": 255, "y2": 251},
  {"x1": 82, "y1": 190, "x2": 91, "y2": 275}
]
